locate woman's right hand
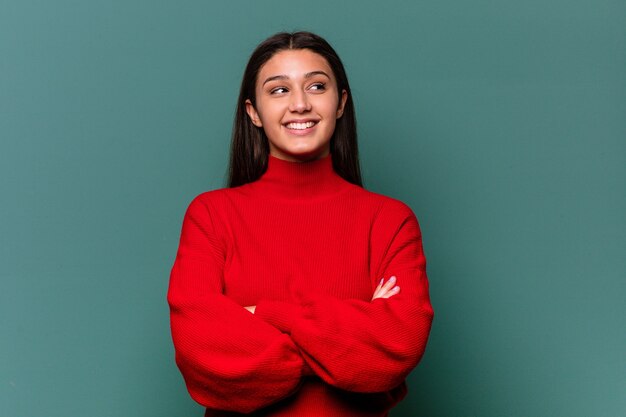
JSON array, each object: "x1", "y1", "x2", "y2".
[{"x1": 371, "y1": 276, "x2": 400, "y2": 300}]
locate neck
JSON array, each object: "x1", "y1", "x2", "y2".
[{"x1": 248, "y1": 153, "x2": 350, "y2": 202}]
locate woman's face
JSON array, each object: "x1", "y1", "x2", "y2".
[{"x1": 246, "y1": 49, "x2": 348, "y2": 162}]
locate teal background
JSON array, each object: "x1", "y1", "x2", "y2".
[{"x1": 1, "y1": 0, "x2": 624, "y2": 416}]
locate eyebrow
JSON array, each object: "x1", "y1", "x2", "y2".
[{"x1": 262, "y1": 71, "x2": 331, "y2": 86}]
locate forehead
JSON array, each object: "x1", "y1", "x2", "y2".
[{"x1": 258, "y1": 49, "x2": 334, "y2": 81}]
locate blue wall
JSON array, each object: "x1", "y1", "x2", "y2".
[{"x1": 1, "y1": 1, "x2": 624, "y2": 416}]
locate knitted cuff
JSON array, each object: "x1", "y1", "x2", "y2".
[{"x1": 255, "y1": 300, "x2": 302, "y2": 334}]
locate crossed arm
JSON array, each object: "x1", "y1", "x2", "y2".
[
  {"x1": 244, "y1": 275, "x2": 401, "y2": 314},
  {"x1": 168, "y1": 196, "x2": 433, "y2": 412}
]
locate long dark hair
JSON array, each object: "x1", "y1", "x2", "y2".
[{"x1": 227, "y1": 31, "x2": 362, "y2": 188}]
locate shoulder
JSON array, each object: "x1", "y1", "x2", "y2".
[
  {"x1": 182, "y1": 187, "x2": 245, "y2": 222},
  {"x1": 350, "y1": 188, "x2": 423, "y2": 245},
  {"x1": 352, "y1": 187, "x2": 417, "y2": 222},
  {"x1": 189, "y1": 187, "x2": 230, "y2": 205},
  {"x1": 187, "y1": 185, "x2": 250, "y2": 208}
]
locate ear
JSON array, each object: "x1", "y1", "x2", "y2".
[
  {"x1": 336, "y1": 89, "x2": 348, "y2": 119},
  {"x1": 245, "y1": 99, "x2": 263, "y2": 127}
]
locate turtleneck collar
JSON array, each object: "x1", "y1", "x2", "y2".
[{"x1": 248, "y1": 153, "x2": 352, "y2": 202}]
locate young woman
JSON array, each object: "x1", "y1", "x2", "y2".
[{"x1": 168, "y1": 31, "x2": 434, "y2": 417}]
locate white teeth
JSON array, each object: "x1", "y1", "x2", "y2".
[{"x1": 285, "y1": 121, "x2": 316, "y2": 130}]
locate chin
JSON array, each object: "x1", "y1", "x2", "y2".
[{"x1": 274, "y1": 145, "x2": 329, "y2": 162}]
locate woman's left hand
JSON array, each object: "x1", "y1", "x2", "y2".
[{"x1": 371, "y1": 276, "x2": 400, "y2": 300}]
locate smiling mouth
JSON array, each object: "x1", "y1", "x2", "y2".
[{"x1": 284, "y1": 121, "x2": 318, "y2": 130}]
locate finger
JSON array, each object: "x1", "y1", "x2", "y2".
[
  {"x1": 380, "y1": 276, "x2": 397, "y2": 293},
  {"x1": 372, "y1": 278, "x2": 384, "y2": 298},
  {"x1": 372, "y1": 277, "x2": 399, "y2": 301},
  {"x1": 379, "y1": 286, "x2": 400, "y2": 299}
]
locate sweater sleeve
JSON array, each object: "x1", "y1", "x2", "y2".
[
  {"x1": 167, "y1": 195, "x2": 306, "y2": 413},
  {"x1": 255, "y1": 200, "x2": 434, "y2": 393}
]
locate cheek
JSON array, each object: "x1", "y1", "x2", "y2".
[
  {"x1": 256, "y1": 100, "x2": 281, "y2": 121},
  {"x1": 314, "y1": 96, "x2": 340, "y2": 115},
  {"x1": 325, "y1": 104, "x2": 339, "y2": 121}
]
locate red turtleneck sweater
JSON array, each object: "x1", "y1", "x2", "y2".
[{"x1": 167, "y1": 153, "x2": 433, "y2": 416}]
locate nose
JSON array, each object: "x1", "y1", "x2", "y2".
[{"x1": 288, "y1": 90, "x2": 311, "y2": 113}]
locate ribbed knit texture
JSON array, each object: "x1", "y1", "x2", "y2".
[{"x1": 167, "y1": 153, "x2": 434, "y2": 416}]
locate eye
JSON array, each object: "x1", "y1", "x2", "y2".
[
  {"x1": 309, "y1": 82, "x2": 326, "y2": 92},
  {"x1": 270, "y1": 86, "x2": 288, "y2": 95}
]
